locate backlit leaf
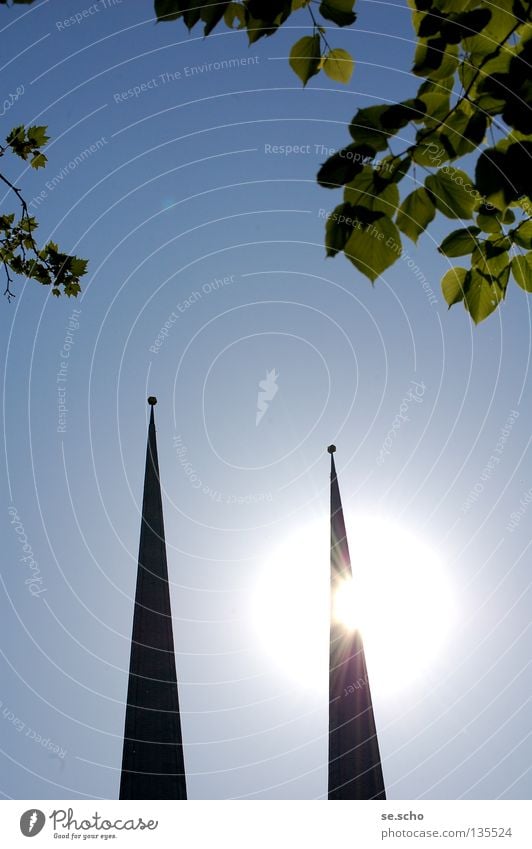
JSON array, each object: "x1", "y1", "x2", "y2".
[
  {"x1": 438, "y1": 226, "x2": 481, "y2": 256},
  {"x1": 155, "y1": 0, "x2": 182, "y2": 22},
  {"x1": 289, "y1": 34, "x2": 321, "y2": 85},
  {"x1": 413, "y1": 38, "x2": 459, "y2": 79},
  {"x1": 322, "y1": 48, "x2": 355, "y2": 83},
  {"x1": 464, "y1": 270, "x2": 504, "y2": 323},
  {"x1": 344, "y1": 213, "x2": 402, "y2": 282},
  {"x1": 513, "y1": 220, "x2": 532, "y2": 249},
  {"x1": 441, "y1": 266, "x2": 468, "y2": 306},
  {"x1": 396, "y1": 187, "x2": 436, "y2": 242},
  {"x1": 224, "y1": 2, "x2": 246, "y2": 28},
  {"x1": 512, "y1": 253, "x2": 532, "y2": 291},
  {"x1": 425, "y1": 167, "x2": 477, "y2": 219},
  {"x1": 201, "y1": 1, "x2": 230, "y2": 35},
  {"x1": 317, "y1": 144, "x2": 369, "y2": 187},
  {"x1": 344, "y1": 167, "x2": 399, "y2": 214},
  {"x1": 319, "y1": 0, "x2": 356, "y2": 27},
  {"x1": 324, "y1": 202, "x2": 358, "y2": 256}
]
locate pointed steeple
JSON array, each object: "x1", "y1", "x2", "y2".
[
  {"x1": 328, "y1": 445, "x2": 386, "y2": 800},
  {"x1": 120, "y1": 398, "x2": 187, "y2": 800}
]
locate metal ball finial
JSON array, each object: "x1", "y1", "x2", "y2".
[
  {"x1": 327, "y1": 444, "x2": 336, "y2": 454},
  {"x1": 147, "y1": 396, "x2": 157, "y2": 406}
]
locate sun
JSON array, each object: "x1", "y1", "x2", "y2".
[
  {"x1": 251, "y1": 514, "x2": 455, "y2": 695},
  {"x1": 333, "y1": 577, "x2": 362, "y2": 630}
]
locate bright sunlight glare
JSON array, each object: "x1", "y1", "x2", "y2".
[{"x1": 251, "y1": 514, "x2": 456, "y2": 695}]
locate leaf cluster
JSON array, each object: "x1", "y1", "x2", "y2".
[
  {"x1": 0, "y1": 125, "x2": 88, "y2": 300},
  {"x1": 318, "y1": 0, "x2": 532, "y2": 322},
  {"x1": 5, "y1": 0, "x2": 532, "y2": 321},
  {"x1": 155, "y1": 0, "x2": 357, "y2": 84}
]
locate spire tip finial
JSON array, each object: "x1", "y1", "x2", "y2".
[
  {"x1": 147, "y1": 396, "x2": 157, "y2": 406},
  {"x1": 327, "y1": 444, "x2": 336, "y2": 454}
]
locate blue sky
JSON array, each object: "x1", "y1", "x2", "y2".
[{"x1": 1, "y1": 0, "x2": 531, "y2": 800}]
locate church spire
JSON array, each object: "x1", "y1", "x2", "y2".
[
  {"x1": 120, "y1": 398, "x2": 187, "y2": 800},
  {"x1": 328, "y1": 445, "x2": 386, "y2": 799}
]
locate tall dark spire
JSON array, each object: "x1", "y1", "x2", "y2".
[
  {"x1": 120, "y1": 398, "x2": 187, "y2": 800},
  {"x1": 328, "y1": 445, "x2": 386, "y2": 800}
]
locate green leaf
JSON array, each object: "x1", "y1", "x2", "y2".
[
  {"x1": 464, "y1": 270, "x2": 504, "y2": 323},
  {"x1": 462, "y1": 2, "x2": 517, "y2": 60},
  {"x1": 438, "y1": 226, "x2": 481, "y2": 256},
  {"x1": 436, "y1": 0, "x2": 478, "y2": 13},
  {"x1": 348, "y1": 101, "x2": 423, "y2": 148},
  {"x1": 324, "y1": 202, "x2": 358, "y2": 256},
  {"x1": 425, "y1": 167, "x2": 477, "y2": 219},
  {"x1": 441, "y1": 266, "x2": 468, "y2": 306},
  {"x1": 242, "y1": 1, "x2": 293, "y2": 40},
  {"x1": 380, "y1": 98, "x2": 425, "y2": 130},
  {"x1": 247, "y1": 16, "x2": 272, "y2": 43},
  {"x1": 183, "y1": 7, "x2": 201, "y2": 29},
  {"x1": 154, "y1": 0, "x2": 182, "y2": 22},
  {"x1": 30, "y1": 152, "x2": 47, "y2": 169},
  {"x1": 26, "y1": 126, "x2": 49, "y2": 147},
  {"x1": 476, "y1": 208, "x2": 502, "y2": 234},
  {"x1": 479, "y1": 70, "x2": 532, "y2": 134},
  {"x1": 247, "y1": 0, "x2": 291, "y2": 22},
  {"x1": 64, "y1": 282, "x2": 82, "y2": 298},
  {"x1": 512, "y1": 253, "x2": 532, "y2": 292},
  {"x1": 201, "y1": 1, "x2": 230, "y2": 35},
  {"x1": 476, "y1": 44, "x2": 513, "y2": 77},
  {"x1": 6, "y1": 126, "x2": 35, "y2": 160},
  {"x1": 440, "y1": 107, "x2": 487, "y2": 158},
  {"x1": 344, "y1": 166, "x2": 399, "y2": 214},
  {"x1": 418, "y1": 75, "x2": 455, "y2": 96},
  {"x1": 513, "y1": 220, "x2": 532, "y2": 249},
  {"x1": 374, "y1": 182, "x2": 400, "y2": 214},
  {"x1": 475, "y1": 149, "x2": 512, "y2": 209},
  {"x1": 70, "y1": 257, "x2": 89, "y2": 277},
  {"x1": 412, "y1": 133, "x2": 452, "y2": 166},
  {"x1": 472, "y1": 238, "x2": 511, "y2": 288},
  {"x1": 413, "y1": 38, "x2": 459, "y2": 80},
  {"x1": 153, "y1": 0, "x2": 204, "y2": 28},
  {"x1": 0, "y1": 214, "x2": 15, "y2": 230},
  {"x1": 417, "y1": 90, "x2": 450, "y2": 124},
  {"x1": 396, "y1": 187, "x2": 436, "y2": 242},
  {"x1": 476, "y1": 143, "x2": 532, "y2": 209},
  {"x1": 319, "y1": 0, "x2": 356, "y2": 27},
  {"x1": 379, "y1": 154, "x2": 412, "y2": 184},
  {"x1": 348, "y1": 105, "x2": 390, "y2": 143},
  {"x1": 289, "y1": 34, "x2": 321, "y2": 85},
  {"x1": 440, "y1": 8, "x2": 492, "y2": 45},
  {"x1": 317, "y1": 144, "x2": 369, "y2": 187},
  {"x1": 224, "y1": 2, "x2": 246, "y2": 28},
  {"x1": 344, "y1": 213, "x2": 402, "y2": 282},
  {"x1": 322, "y1": 48, "x2": 354, "y2": 83},
  {"x1": 417, "y1": 12, "x2": 441, "y2": 38}
]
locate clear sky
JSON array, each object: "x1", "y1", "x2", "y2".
[{"x1": 1, "y1": 0, "x2": 530, "y2": 800}]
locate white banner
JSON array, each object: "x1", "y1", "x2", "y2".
[{"x1": 1, "y1": 800, "x2": 531, "y2": 848}]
